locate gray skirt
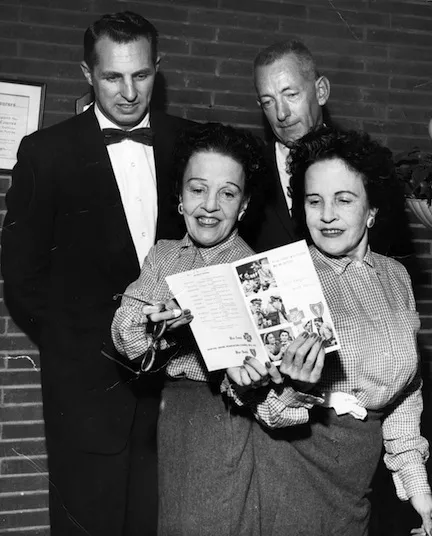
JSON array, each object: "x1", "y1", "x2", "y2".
[
  {"x1": 157, "y1": 379, "x2": 260, "y2": 536},
  {"x1": 252, "y1": 406, "x2": 384, "y2": 536}
]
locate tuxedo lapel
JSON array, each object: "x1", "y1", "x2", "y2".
[{"x1": 70, "y1": 107, "x2": 140, "y2": 275}]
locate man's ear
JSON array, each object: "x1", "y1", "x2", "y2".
[
  {"x1": 155, "y1": 56, "x2": 161, "y2": 73},
  {"x1": 80, "y1": 61, "x2": 93, "y2": 86},
  {"x1": 315, "y1": 75, "x2": 330, "y2": 106}
]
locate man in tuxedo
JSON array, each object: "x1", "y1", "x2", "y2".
[
  {"x1": 243, "y1": 40, "x2": 330, "y2": 252},
  {"x1": 1, "y1": 11, "x2": 192, "y2": 536}
]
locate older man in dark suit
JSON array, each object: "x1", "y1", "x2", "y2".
[
  {"x1": 1, "y1": 11, "x2": 192, "y2": 536},
  {"x1": 242, "y1": 40, "x2": 330, "y2": 252}
]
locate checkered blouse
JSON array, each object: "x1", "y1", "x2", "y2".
[
  {"x1": 228, "y1": 245, "x2": 430, "y2": 501},
  {"x1": 111, "y1": 231, "x2": 254, "y2": 381}
]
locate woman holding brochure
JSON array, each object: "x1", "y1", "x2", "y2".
[
  {"x1": 228, "y1": 126, "x2": 432, "y2": 536},
  {"x1": 111, "y1": 122, "x2": 325, "y2": 536}
]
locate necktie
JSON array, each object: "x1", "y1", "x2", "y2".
[{"x1": 102, "y1": 127, "x2": 153, "y2": 146}]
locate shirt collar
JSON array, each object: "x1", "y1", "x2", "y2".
[
  {"x1": 179, "y1": 230, "x2": 239, "y2": 263},
  {"x1": 94, "y1": 103, "x2": 150, "y2": 130},
  {"x1": 310, "y1": 245, "x2": 376, "y2": 275}
]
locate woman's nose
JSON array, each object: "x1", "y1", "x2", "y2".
[
  {"x1": 202, "y1": 192, "x2": 219, "y2": 212},
  {"x1": 321, "y1": 202, "x2": 337, "y2": 222}
]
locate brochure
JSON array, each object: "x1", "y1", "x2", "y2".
[{"x1": 166, "y1": 240, "x2": 339, "y2": 372}]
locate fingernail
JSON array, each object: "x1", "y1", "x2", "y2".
[
  {"x1": 310, "y1": 332, "x2": 318, "y2": 339},
  {"x1": 244, "y1": 355, "x2": 251, "y2": 361},
  {"x1": 265, "y1": 361, "x2": 272, "y2": 369},
  {"x1": 301, "y1": 331, "x2": 308, "y2": 338},
  {"x1": 183, "y1": 309, "x2": 191, "y2": 315},
  {"x1": 172, "y1": 308, "x2": 182, "y2": 318}
]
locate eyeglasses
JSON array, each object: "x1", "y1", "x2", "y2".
[{"x1": 102, "y1": 293, "x2": 172, "y2": 376}]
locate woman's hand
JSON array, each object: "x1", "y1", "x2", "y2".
[
  {"x1": 227, "y1": 357, "x2": 283, "y2": 389},
  {"x1": 144, "y1": 299, "x2": 193, "y2": 331},
  {"x1": 279, "y1": 332, "x2": 325, "y2": 392},
  {"x1": 410, "y1": 493, "x2": 432, "y2": 535}
]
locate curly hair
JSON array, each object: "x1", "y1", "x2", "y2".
[
  {"x1": 84, "y1": 11, "x2": 159, "y2": 69},
  {"x1": 173, "y1": 122, "x2": 266, "y2": 201},
  {"x1": 289, "y1": 126, "x2": 399, "y2": 245}
]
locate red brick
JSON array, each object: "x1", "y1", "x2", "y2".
[
  {"x1": 162, "y1": 55, "x2": 217, "y2": 75},
  {"x1": 0, "y1": 509, "x2": 49, "y2": 530},
  {"x1": 279, "y1": 18, "x2": 363, "y2": 41},
  {"x1": 388, "y1": 106, "x2": 430, "y2": 124},
  {"x1": 2, "y1": 422, "x2": 45, "y2": 440},
  {"x1": 1, "y1": 454, "x2": 47, "y2": 475},
  {"x1": 390, "y1": 45, "x2": 432, "y2": 63},
  {"x1": 159, "y1": 21, "x2": 217, "y2": 41},
  {"x1": 220, "y1": 0, "x2": 306, "y2": 18},
  {"x1": 327, "y1": 101, "x2": 386, "y2": 120},
  {"x1": 215, "y1": 92, "x2": 257, "y2": 110},
  {"x1": 0, "y1": 369, "x2": 42, "y2": 386},
  {"x1": 0, "y1": 4, "x2": 20, "y2": 21},
  {"x1": 315, "y1": 54, "x2": 365, "y2": 73},
  {"x1": 0, "y1": 439, "x2": 46, "y2": 459},
  {"x1": 0, "y1": 474, "x2": 48, "y2": 493},
  {"x1": 308, "y1": 6, "x2": 389, "y2": 28},
  {"x1": 18, "y1": 0, "x2": 90, "y2": 9},
  {"x1": 391, "y1": 76, "x2": 432, "y2": 93},
  {"x1": 0, "y1": 38, "x2": 18, "y2": 56},
  {"x1": 0, "y1": 334, "x2": 38, "y2": 353},
  {"x1": 363, "y1": 121, "x2": 429, "y2": 138},
  {"x1": 305, "y1": 36, "x2": 387, "y2": 59},
  {"x1": 0, "y1": 22, "x2": 82, "y2": 45},
  {"x1": 3, "y1": 386, "x2": 42, "y2": 404},
  {"x1": 158, "y1": 37, "x2": 189, "y2": 56},
  {"x1": 189, "y1": 8, "x2": 279, "y2": 32},
  {"x1": 1, "y1": 492, "x2": 48, "y2": 512},
  {"x1": 391, "y1": 14, "x2": 432, "y2": 33},
  {"x1": 21, "y1": 6, "x2": 92, "y2": 28},
  {"x1": 374, "y1": 2, "x2": 432, "y2": 18},
  {"x1": 0, "y1": 58, "x2": 80, "y2": 80},
  {"x1": 192, "y1": 41, "x2": 257, "y2": 61},
  {"x1": 328, "y1": 70, "x2": 388, "y2": 89},
  {"x1": 0, "y1": 405, "x2": 43, "y2": 423},
  {"x1": 20, "y1": 42, "x2": 82, "y2": 62},
  {"x1": 166, "y1": 88, "x2": 212, "y2": 106},
  {"x1": 367, "y1": 27, "x2": 432, "y2": 48},
  {"x1": 366, "y1": 59, "x2": 432, "y2": 78}
]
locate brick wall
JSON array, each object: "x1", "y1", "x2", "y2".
[{"x1": 1, "y1": 0, "x2": 432, "y2": 533}]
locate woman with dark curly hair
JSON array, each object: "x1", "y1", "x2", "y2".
[
  {"x1": 227, "y1": 126, "x2": 432, "y2": 535},
  {"x1": 110, "y1": 122, "x2": 274, "y2": 535}
]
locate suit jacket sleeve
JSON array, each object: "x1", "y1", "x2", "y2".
[{"x1": 1, "y1": 135, "x2": 55, "y2": 345}]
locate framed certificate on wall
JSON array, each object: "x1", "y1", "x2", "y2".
[{"x1": 0, "y1": 79, "x2": 46, "y2": 172}]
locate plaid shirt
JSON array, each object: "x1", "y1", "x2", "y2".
[
  {"x1": 227, "y1": 245, "x2": 430, "y2": 501},
  {"x1": 111, "y1": 231, "x2": 254, "y2": 381}
]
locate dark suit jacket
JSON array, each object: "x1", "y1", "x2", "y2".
[
  {"x1": 242, "y1": 142, "x2": 299, "y2": 253},
  {"x1": 1, "y1": 107, "x2": 191, "y2": 453}
]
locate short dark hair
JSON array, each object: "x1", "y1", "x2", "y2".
[
  {"x1": 83, "y1": 11, "x2": 158, "y2": 69},
  {"x1": 173, "y1": 122, "x2": 266, "y2": 200},
  {"x1": 290, "y1": 126, "x2": 398, "y2": 246},
  {"x1": 254, "y1": 40, "x2": 318, "y2": 82}
]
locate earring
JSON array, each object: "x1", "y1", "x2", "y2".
[
  {"x1": 178, "y1": 203, "x2": 183, "y2": 215},
  {"x1": 238, "y1": 210, "x2": 245, "y2": 222},
  {"x1": 366, "y1": 215, "x2": 375, "y2": 229}
]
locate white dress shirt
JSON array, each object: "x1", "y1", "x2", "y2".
[
  {"x1": 275, "y1": 141, "x2": 292, "y2": 212},
  {"x1": 94, "y1": 104, "x2": 158, "y2": 266}
]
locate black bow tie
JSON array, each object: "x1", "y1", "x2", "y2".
[{"x1": 102, "y1": 127, "x2": 153, "y2": 146}]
